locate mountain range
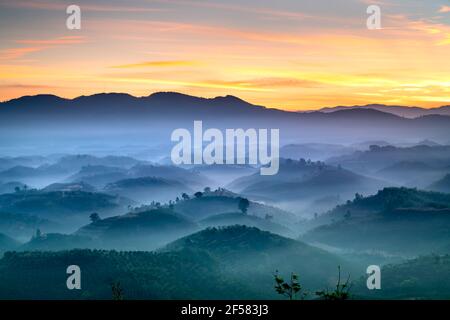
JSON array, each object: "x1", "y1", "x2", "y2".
[
  {"x1": 309, "y1": 104, "x2": 450, "y2": 118},
  {"x1": 1, "y1": 93, "x2": 450, "y2": 148}
]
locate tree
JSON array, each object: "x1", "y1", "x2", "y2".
[
  {"x1": 181, "y1": 193, "x2": 190, "y2": 200},
  {"x1": 14, "y1": 186, "x2": 20, "y2": 193},
  {"x1": 315, "y1": 266, "x2": 351, "y2": 300},
  {"x1": 204, "y1": 187, "x2": 211, "y2": 194},
  {"x1": 194, "y1": 191, "x2": 203, "y2": 198},
  {"x1": 111, "y1": 282, "x2": 124, "y2": 300},
  {"x1": 344, "y1": 210, "x2": 351, "y2": 219},
  {"x1": 89, "y1": 212, "x2": 101, "y2": 223},
  {"x1": 238, "y1": 197, "x2": 250, "y2": 214},
  {"x1": 273, "y1": 271, "x2": 306, "y2": 300}
]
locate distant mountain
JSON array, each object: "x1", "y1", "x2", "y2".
[
  {"x1": 311, "y1": 104, "x2": 450, "y2": 119},
  {"x1": 280, "y1": 143, "x2": 357, "y2": 161},
  {"x1": 42, "y1": 182, "x2": 96, "y2": 193},
  {"x1": 187, "y1": 164, "x2": 258, "y2": 187},
  {"x1": 76, "y1": 208, "x2": 198, "y2": 250},
  {"x1": 56, "y1": 154, "x2": 143, "y2": 171},
  {"x1": 0, "y1": 164, "x2": 71, "y2": 188},
  {"x1": 128, "y1": 164, "x2": 211, "y2": 189},
  {"x1": 376, "y1": 161, "x2": 445, "y2": 188},
  {"x1": 1, "y1": 92, "x2": 450, "y2": 146},
  {"x1": 302, "y1": 187, "x2": 450, "y2": 255},
  {"x1": 428, "y1": 174, "x2": 450, "y2": 193},
  {"x1": 200, "y1": 212, "x2": 294, "y2": 237},
  {"x1": 104, "y1": 177, "x2": 193, "y2": 203},
  {"x1": 66, "y1": 165, "x2": 129, "y2": 188},
  {"x1": 328, "y1": 145, "x2": 450, "y2": 176},
  {"x1": 0, "y1": 156, "x2": 48, "y2": 172}
]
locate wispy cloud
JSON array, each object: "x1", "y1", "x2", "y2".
[
  {"x1": 0, "y1": 83, "x2": 60, "y2": 89},
  {"x1": 0, "y1": 36, "x2": 86, "y2": 61},
  {"x1": 15, "y1": 36, "x2": 86, "y2": 45},
  {"x1": 0, "y1": 47, "x2": 44, "y2": 60},
  {"x1": 439, "y1": 5, "x2": 450, "y2": 13},
  {"x1": 111, "y1": 60, "x2": 197, "y2": 68},
  {"x1": 0, "y1": 0, "x2": 166, "y2": 13}
]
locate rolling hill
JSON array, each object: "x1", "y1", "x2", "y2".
[
  {"x1": 428, "y1": 174, "x2": 450, "y2": 193},
  {"x1": 0, "y1": 233, "x2": 20, "y2": 253},
  {"x1": 104, "y1": 177, "x2": 193, "y2": 203},
  {"x1": 353, "y1": 254, "x2": 450, "y2": 299},
  {"x1": 0, "y1": 211, "x2": 56, "y2": 240},
  {"x1": 302, "y1": 187, "x2": 450, "y2": 256},
  {"x1": 172, "y1": 191, "x2": 296, "y2": 225},
  {"x1": 200, "y1": 212, "x2": 294, "y2": 237},
  {"x1": 163, "y1": 225, "x2": 352, "y2": 291},
  {"x1": 75, "y1": 208, "x2": 198, "y2": 250},
  {"x1": 228, "y1": 158, "x2": 389, "y2": 214},
  {"x1": 0, "y1": 190, "x2": 133, "y2": 222}
]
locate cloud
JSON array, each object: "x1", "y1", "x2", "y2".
[
  {"x1": 0, "y1": 47, "x2": 44, "y2": 60},
  {"x1": 0, "y1": 0, "x2": 166, "y2": 13},
  {"x1": 202, "y1": 77, "x2": 323, "y2": 89},
  {"x1": 111, "y1": 60, "x2": 197, "y2": 68},
  {"x1": 439, "y1": 5, "x2": 450, "y2": 13},
  {"x1": 0, "y1": 83, "x2": 60, "y2": 89},
  {"x1": 15, "y1": 36, "x2": 86, "y2": 45},
  {"x1": 0, "y1": 36, "x2": 86, "y2": 61}
]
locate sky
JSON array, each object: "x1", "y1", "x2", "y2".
[{"x1": 0, "y1": 0, "x2": 449, "y2": 110}]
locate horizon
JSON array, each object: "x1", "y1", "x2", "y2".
[
  {"x1": 0, "y1": 0, "x2": 449, "y2": 110},
  {"x1": 2, "y1": 90, "x2": 450, "y2": 112}
]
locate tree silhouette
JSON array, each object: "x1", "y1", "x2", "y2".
[
  {"x1": 89, "y1": 212, "x2": 101, "y2": 223},
  {"x1": 194, "y1": 192, "x2": 203, "y2": 198},
  {"x1": 181, "y1": 193, "x2": 190, "y2": 200},
  {"x1": 238, "y1": 197, "x2": 250, "y2": 214},
  {"x1": 273, "y1": 271, "x2": 306, "y2": 300},
  {"x1": 315, "y1": 266, "x2": 351, "y2": 300},
  {"x1": 111, "y1": 282, "x2": 124, "y2": 300}
]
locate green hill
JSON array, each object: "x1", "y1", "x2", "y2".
[
  {"x1": 76, "y1": 208, "x2": 198, "y2": 250},
  {"x1": 104, "y1": 177, "x2": 193, "y2": 203},
  {"x1": 0, "y1": 226, "x2": 351, "y2": 299},
  {"x1": 353, "y1": 255, "x2": 450, "y2": 299},
  {"x1": 20, "y1": 233, "x2": 94, "y2": 251},
  {"x1": 0, "y1": 190, "x2": 132, "y2": 220},
  {"x1": 0, "y1": 211, "x2": 56, "y2": 240},
  {"x1": 164, "y1": 226, "x2": 351, "y2": 290},
  {"x1": 0, "y1": 233, "x2": 20, "y2": 253},
  {"x1": 428, "y1": 173, "x2": 450, "y2": 193},
  {"x1": 302, "y1": 187, "x2": 450, "y2": 255},
  {"x1": 200, "y1": 212, "x2": 294, "y2": 237},
  {"x1": 173, "y1": 193, "x2": 295, "y2": 226},
  {"x1": 0, "y1": 249, "x2": 252, "y2": 299}
]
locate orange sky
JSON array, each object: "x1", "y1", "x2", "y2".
[{"x1": 0, "y1": 0, "x2": 449, "y2": 110}]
